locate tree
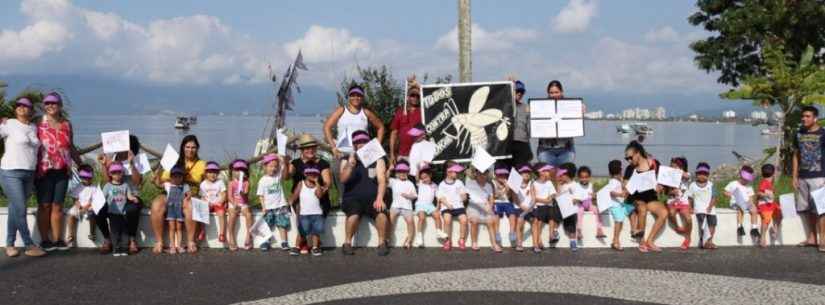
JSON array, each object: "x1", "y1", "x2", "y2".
[
  {"x1": 688, "y1": 0, "x2": 825, "y2": 86},
  {"x1": 721, "y1": 43, "x2": 825, "y2": 173}
]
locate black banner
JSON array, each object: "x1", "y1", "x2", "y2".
[{"x1": 420, "y1": 81, "x2": 515, "y2": 163}]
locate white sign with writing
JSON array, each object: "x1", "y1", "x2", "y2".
[
  {"x1": 556, "y1": 193, "x2": 578, "y2": 219},
  {"x1": 656, "y1": 166, "x2": 683, "y2": 188},
  {"x1": 471, "y1": 146, "x2": 496, "y2": 172},
  {"x1": 529, "y1": 98, "x2": 585, "y2": 138},
  {"x1": 277, "y1": 129, "x2": 288, "y2": 155},
  {"x1": 356, "y1": 139, "x2": 386, "y2": 167},
  {"x1": 626, "y1": 170, "x2": 656, "y2": 194},
  {"x1": 191, "y1": 198, "x2": 210, "y2": 224},
  {"x1": 160, "y1": 144, "x2": 179, "y2": 171},
  {"x1": 779, "y1": 193, "x2": 798, "y2": 220},
  {"x1": 101, "y1": 130, "x2": 130, "y2": 154}
]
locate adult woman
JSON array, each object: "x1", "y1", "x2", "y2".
[
  {"x1": 536, "y1": 81, "x2": 582, "y2": 166},
  {"x1": 35, "y1": 92, "x2": 83, "y2": 252},
  {"x1": 287, "y1": 134, "x2": 333, "y2": 255},
  {"x1": 323, "y1": 84, "x2": 386, "y2": 159},
  {"x1": 150, "y1": 135, "x2": 206, "y2": 254},
  {"x1": 339, "y1": 130, "x2": 390, "y2": 256},
  {"x1": 2, "y1": 98, "x2": 46, "y2": 257},
  {"x1": 509, "y1": 80, "x2": 532, "y2": 166},
  {"x1": 96, "y1": 135, "x2": 144, "y2": 254},
  {"x1": 624, "y1": 140, "x2": 668, "y2": 252}
]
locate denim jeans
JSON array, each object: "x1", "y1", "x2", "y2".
[
  {"x1": 537, "y1": 148, "x2": 575, "y2": 167},
  {"x1": 1, "y1": 169, "x2": 35, "y2": 247}
]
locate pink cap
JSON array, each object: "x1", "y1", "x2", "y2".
[
  {"x1": 406, "y1": 127, "x2": 425, "y2": 137},
  {"x1": 494, "y1": 168, "x2": 509, "y2": 176},
  {"x1": 740, "y1": 170, "x2": 754, "y2": 182},
  {"x1": 232, "y1": 160, "x2": 248, "y2": 170},
  {"x1": 349, "y1": 87, "x2": 365, "y2": 96},
  {"x1": 538, "y1": 164, "x2": 554, "y2": 172},
  {"x1": 517, "y1": 165, "x2": 533, "y2": 173},
  {"x1": 261, "y1": 154, "x2": 278, "y2": 165},
  {"x1": 78, "y1": 169, "x2": 93, "y2": 179},
  {"x1": 555, "y1": 169, "x2": 568, "y2": 178},
  {"x1": 109, "y1": 163, "x2": 124, "y2": 173},
  {"x1": 15, "y1": 97, "x2": 32, "y2": 108},
  {"x1": 352, "y1": 133, "x2": 371, "y2": 144},
  {"x1": 696, "y1": 166, "x2": 710, "y2": 174},
  {"x1": 205, "y1": 162, "x2": 220, "y2": 171},
  {"x1": 447, "y1": 164, "x2": 465, "y2": 173},
  {"x1": 43, "y1": 93, "x2": 62, "y2": 104},
  {"x1": 394, "y1": 163, "x2": 410, "y2": 172}
]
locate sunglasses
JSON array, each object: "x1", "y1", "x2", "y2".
[
  {"x1": 625, "y1": 156, "x2": 633, "y2": 162},
  {"x1": 44, "y1": 102, "x2": 59, "y2": 106},
  {"x1": 408, "y1": 94, "x2": 420, "y2": 98}
]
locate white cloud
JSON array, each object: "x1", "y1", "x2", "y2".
[
  {"x1": 0, "y1": 20, "x2": 72, "y2": 61},
  {"x1": 435, "y1": 24, "x2": 538, "y2": 53},
  {"x1": 83, "y1": 11, "x2": 123, "y2": 41},
  {"x1": 644, "y1": 26, "x2": 679, "y2": 43},
  {"x1": 284, "y1": 25, "x2": 371, "y2": 63},
  {"x1": 552, "y1": 0, "x2": 597, "y2": 33}
]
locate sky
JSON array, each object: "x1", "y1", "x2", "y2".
[{"x1": 0, "y1": 0, "x2": 747, "y2": 115}]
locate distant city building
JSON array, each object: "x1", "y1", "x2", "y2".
[
  {"x1": 622, "y1": 109, "x2": 636, "y2": 120},
  {"x1": 722, "y1": 110, "x2": 736, "y2": 119},
  {"x1": 654, "y1": 107, "x2": 667, "y2": 120},
  {"x1": 584, "y1": 111, "x2": 604, "y2": 119},
  {"x1": 637, "y1": 108, "x2": 651, "y2": 120},
  {"x1": 688, "y1": 114, "x2": 699, "y2": 121},
  {"x1": 751, "y1": 111, "x2": 768, "y2": 121},
  {"x1": 606, "y1": 113, "x2": 617, "y2": 119}
]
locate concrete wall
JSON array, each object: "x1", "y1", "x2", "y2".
[{"x1": 0, "y1": 208, "x2": 808, "y2": 249}]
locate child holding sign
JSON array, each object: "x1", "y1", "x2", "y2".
[
  {"x1": 531, "y1": 163, "x2": 557, "y2": 253},
  {"x1": 556, "y1": 163, "x2": 581, "y2": 251},
  {"x1": 105, "y1": 163, "x2": 139, "y2": 256},
  {"x1": 199, "y1": 162, "x2": 227, "y2": 245},
  {"x1": 665, "y1": 157, "x2": 693, "y2": 250},
  {"x1": 257, "y1": 154, "x2": 291, "y2": 251},
  {"x1": 515, "y1": 164, "x2": 535, "y2": 252},
  {"x1": 227, "y1": 159, "x2": 252, "y2": 251},
  {"x1": 724, "y1": 165, "x2": 759, "y2": 239},
  {"x1": 65, "y1": 165, "x2": 97, "y2": 248},
  {"x1": 437, "y1": 162, "x2": 469, "y2": 251}
]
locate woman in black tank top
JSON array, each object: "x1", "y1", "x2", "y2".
[{"x1": 624, "y1": 141, "x2": 668, "y2": 253}]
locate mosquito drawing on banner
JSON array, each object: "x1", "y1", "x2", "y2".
[{"x1": 444, "y1": 86, "x2": 510, "y2": 155}]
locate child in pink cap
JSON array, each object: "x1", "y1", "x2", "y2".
[
  {"x1": 227, "y1": 159, "x2": 251, "y2": 251},
  {"x1": 530, "y1": 163, "x2": 558, "y2": 253},
  {"x1": 257, "y1": 154, "x2": 292, "y2": 251},
  {"x1": 65, "y1": 164, "x2": 98, "y2": 247},
  {"x1": 199, "y1": 161, "x2": 227, "y2": 245},
  {"x1": 386, "y1": 160, "x2": 418, "y2": 249},
  {"x1": 436, "y1": 161, "x2": 469, "y2": 251},
  {"x1": 724, "y1": 165, "x2": 759, "y2": 239}
]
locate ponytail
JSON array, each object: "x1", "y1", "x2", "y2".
[{"x1": 625, "y1": 140, "x2": 648, "y2": 158}]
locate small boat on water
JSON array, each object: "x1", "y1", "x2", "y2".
[
  {"x1": 188, "y1": 116, "x2": 197, "y2": 125},
  {"x1": 616, "y1": 124, "x2": 633, "y2": 134},
  {"x1": 175, "y1": 117, "x2": 190, "y2": 130},
  {"x1": 631, "y1": 123, "x2": 654, "y2": 135},
  {"x1": 761, "y1": 127, "x2": 780, "y2": 135}
]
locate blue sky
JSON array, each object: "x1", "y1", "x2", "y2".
[{"x1": 0, "y1": 0, "x2": 740, "y2": 115}]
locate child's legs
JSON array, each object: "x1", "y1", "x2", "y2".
[
  {"x1": 485, "y1": 219, "x2": 498, "y2": 246},
  {"x1": 469, "y1": 219, "x2": 479, "y2": 244},
  {"x1": 630, "y1": 211, "x2": 639, "y2": 233},
  {"x1": 749, "y1": 208, "x2": 759, "y2": 227},
  {"x1": 736, "y1": 208, "x2": 744, "y2": 226},
  {"x1": 818, "y1": 215, "x2": 825, "y2": 247},
  {"x1": 458, "y1": 214, "x2": 468, "y2": 240},
  {"x1": 508, "y1": 214, "x2": 518, "y2": 236},
  {"x1": 242, "y1": 208, "x2": 253, "y2": 241},
  {"x1": 227, "y1": 208, "x2": 238, "y2": 244},
  {"x1": 67, "y1": 215, "x2": 78, "y2": 239},
  {"x1": 679, "y1": 209, "x2": 692, "y2": 237},
  {"x1": 433, "y1": 211, "x2": 443, "y2": 231},
  {"x1": 613, "y1": 221, "x2": 623, "y2": 244},
  {"x1": 167, "y1": 221, "x2": 176, "y2": 246},
  {"x1": 442, "y1": 213, "x2": 453, "y2": 239},
  {"x1": 576, "y1": 206, "x2": 584, "y2": 232},
  {"x1": 388, "y1": 210, "x2": 399, "y2": 240},
  {"x1": 516, "y1": 218, "x2": 525, "y2": 244},
  {"x1": 88, "y1": 216, "x2": 96, "y2": 237},
  {"x1": 594, "y1": 209, "x2": 604, "y2": 230},
  {"x1": 215, "y1": 211, "x2": 226, "y2": 235},
  {"x1": 403, "y1": 212, "x2": 415, "y2": 242},
  {"x1": 532, "y1": 220, "x2": 543, "y2": 247},
  {"x1": 416, "y1": 211, "x2": 427, "y2": 234},
  {"x1": 311, "y1": 234, "x2": 320, "y2": 248}
]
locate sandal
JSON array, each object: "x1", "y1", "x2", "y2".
[
  {"x1": 128, "y1": 240, "x2": 140, "y2": 254},
  {"x1": 611, "y1": 243, "x2": 623, "y2": 251},
  {"x1": 638, "y1": 244, "x2": 649, "y2": 253},
  {"x1": 647, "y1": 242, "x2": 662, "y2": 252},
  {"x1": 218, "y1": 234, "x2": 226, "y2": 243},
  {"x1": 797, "y1": 241, "x2": 817, "y2": 247},
  {"x1": 66, "y1": 236, "x2": 76, "y2": 248},
  {"x1": 187, "y1": 242, "x2": 198, "y2": 254},
  {"x1": 243, "y1": 239, "x2": 253, "y2": 251},
  {"x1": 492, "y1": 245, "x2": 503, "y2": 253},
  {"x1": 165, "y1": 247, "x2": 177, "y2": 254},
  {"x1": 198, "y1": 228, "x2": 206, "y2": 241},
  {"x1": 152, "y1": 242, "x2": 163, "y2": 254}
]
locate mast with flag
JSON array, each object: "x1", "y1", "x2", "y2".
[{"x1": 271, "y1": 50, "x2": 308, "y2": 141}]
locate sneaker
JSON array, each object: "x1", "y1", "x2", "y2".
[
  {"x1": 458, "y1": 239, "x2": 466, "y2": 251},
  {"x1": 41, "y1": 240, "x2": 56, "y2": 252},
  {"x1": 442, "y1": 240, "x2": 452, "y2": 251},
  {"x1": 311, "y1": 247, "x2": 322, "y2": 256},
  {"x1": 280, "y1": 242, "x2": 290, "y2": 251},
  {"x1": 24, "y1": 245, "x2": 46, "y2": 257},
  {"x1": 54, "y1": 240, "x2": 70, "y2": 251},
  {"x1": 549, "y1": 231, "x2": 560, "y2": 244},
  {"x1": 377, "y1": 243, "x2": 390, "y2": 256},
  {"x1": 570, "y1": 240, "x2": 578, "y2": 252},
  {"x1": 737, "y1": 226, "x2": 745, "y2": 236},
  {"x1": 413, "y1": 235, "x2": 424, "y2": 248},
  {"x1": 532, "y1": 247, "x2": 542, "y2": 254},
  {"x1": 750, "y1": 228, "x2": 760, "y2": 238},
  {"x1": 341, "y1": 243, "x2": 355, "y2": 255},
  {"x1": 436, "y1": 231, "x2": 448, "y2": 243},
  {"x1": 5, "y1": 247, "x2": 20, "y2": 257},
  {"x1": 289, "y1": 247, "x2": 300, "y2": 256},
  {"x1": 260, "y1": 242, "x2": 271, "y2": 252}
]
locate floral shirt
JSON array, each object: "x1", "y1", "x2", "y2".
[{"x1": 36, "y1": 119, "x2": 73, "y2": 176}]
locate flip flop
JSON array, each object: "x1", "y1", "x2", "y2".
[
  {"x1": 151, "y1": 242, "x2": 163, "y2": 255},
  {"x1": 611, "y1": 244, "x2": 624, "y2": 251},
  {"x1": 797, "y1": 242, "x2": 817, "y2": 247},
  {"x1": 187, "y1": 242, "x2": 198, "y2": 254}
]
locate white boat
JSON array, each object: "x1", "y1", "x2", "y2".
[
  {"x1": 616, "y1": 124, "x2": 633, "y2": 134},
  {"x1": 188, "y1": 116, "x2": 197, "y2": 125},
  {"x1": 174, "y1": 117, "x2": 190, "y2": 130},
  {"x1": 761, "y1": 127, "x2": 780, "y2": 135},
  {"x1": 630, "y1": 123, "x2": 654, "y2": 135}
]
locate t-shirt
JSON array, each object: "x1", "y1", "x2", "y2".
[
  {"x1": 257, "y1": 175, "x2": 286, "y2": 210},
  {"x1": 0, "y1": 119, "x2": 40, "y2": 171},
  {"x1": 794, "y1": 127, "x2": 825, "y2": 178},
  {"x1": 606, "y1": 178, "x2": 626, "y2": 206},
  {"x1": 724, "y1": 180, "x2": 754, "y2": 206},
  {"x1": 389, "y1": 178, "x2": 416, "y2": 210},
  {"x1": 466, "y1": 179, "x2": 493, "y2": 209},
  {"x1": 572, "y1": 182, "x2": 594, "y2": 201},
  {"x1": 492, "y1": 180, "x2": 512, "y2": 204},
  {"x1": 103, "y1": 182, "x2": 132, "y2": 215},
  {"x1": 417, "y1": 182, "x2": 437, "y2": 206},
  {"x1": 757, "y1": 179, "x2": 775, "y2": 206},
  {"x1": 533, "y1": 180, "x2": 557, "y2": 206},
  {"x1": 229, "y1": 180, "x2": 249, "y2": 205},
  {"x1": 390, "y1": 106, "x2": 422, "y2": 157},
  {"x1": 687, "y1": 181, "x2": 715, "y2": 215},
  {"x1": 199, "y1": 180, "x2": 226, "y2": 205},
  {"x1": 70, "y1": 184, "x2": 97, "y2": 208},
  {"x1": 437, "y1": 179, "x2": 467, "y2": 210},
  {"x1": 668, "y1": 178, "x2": 691, "y2": 204}
]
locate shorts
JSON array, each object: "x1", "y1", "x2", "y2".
[
  {"x1": 415, "y1": 202, "x2": 437, "y2": 215},
  {"x1": 35, "y1": 169, "x2": 69, "y2": 205},
  {"x1": 263, "y1": 206, "x2": 291, "y2": 229},
  {"x1": 622, "y1": 202, "x2": 636, "y2": 215},
  {"x1": 390, "y1": 207, "x2": 414, "y2": 219},
  {"x1": 209, "y1": 203, "x2": 226, "y2": 214},
  {"x1": 494, "y1": 202, "x2": 520, "y2": 217},
  {"x1": 731, "y1": 201, "x2": 752, "y2": 212},
  {"x1": 532, "y1": 205, "x2": 554, "y2": 224},
  {"x1": 298, "y1": 214, "x2": 325, "y2": 236},
  {"x1": 796, "y1": 177, "x2": 825, "y2": 213},
  {"x1": 342, "y1": 199, "x2": 384, "y2": 218},
  {"x1": 165, "y1": 202, "x2": 184, "y2": 222},
  {"x1": 696, "y1": 213, "x2": 718, "y2": 227},
  {"x1": 631, "y1": 190, "x2": 659, "y2": 204},
  {"x1": 441, "y1": 208, "x2": 466, "y2": 217},
  {"x1": 519, "y1": 210, "x2": 535, "y2": 221},
  {"x1": 467, "y1": 204, "x2": 493, "y2": 222},
  {"x1": 609, "y1": 205, "x2": 627, "y2": 223},
  {"x1": 759, "y1": 210, "x2": 775, "y2": 225},
  {"x1": 668, "y1": 200, "x2": 691, "y2": 212}
]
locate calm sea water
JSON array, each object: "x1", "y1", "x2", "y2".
[{"x1": 71, "y1": 115, "x2": 777, "y2": 176}]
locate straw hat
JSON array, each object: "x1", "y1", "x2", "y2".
[{"x1": 296, "y1": 133, "x2": 319, "y2": 149}]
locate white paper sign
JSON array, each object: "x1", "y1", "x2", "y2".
[
  {"x1": 556, "y1": 100, "x2": 584, "y2": 118},
  {"x1": 91, "y1": 185, "x2": 106, "y2": 215},
  {"x1": 356, "y1": 139, "x2": 386, "y2": 167},
  {"x1": 236, "y1": 172, "x2": 244, "y2": 197},
  {"x1": 276, "y1": 129, "x2": 288, "y2": 155},
  {"x1": 656, "y1": 166, "x2": 684, "y2": 188},
  {"x1": 530, "y1": 100, "x2": 559, "y2": 119},
  {"x1": 626, "y1": 170, "x2": 656, "y2": 194},
  {"x1": 471, "y1": 146, "x2": 496, "y2": 172},
  {"x1": 160, "y1": 144, "x2": 179, "y2": 171},
  {"x1": 556, "y1": 193, "x2": 578, "y2": 218},
  {"x1": 135, "y1": 153, "x2": 151, "y2": 174},
  {"x1": 596, "y1": 186, "x2": 617, "y2": 213},
  {"x1": 506, "y1": 167, "x2": 522, "y2": 193},
  {"x1": 249, "y1": 216, "x2": 273, "y2": 240},
  {"x1": 191, "y1": 198, "x2": 210, "y2": 224},
  {"x1": 530, "y1": 120, "x2": 557, "y2": 138},
  {"x1": 101, "y1": 130, "x2": 130, "y2": 154},
  {"x1": 557, "y1": 119, "x2": 585, "y2": 138},
  {"x1": 810, "y1": 187, "x2": 825, "y2": 216},
  {"x1": 779, "y1": 193, "x2": 799, "y2": 220},
  {"x1": 408, "y1": 140, "x2": 436, "y2": 176},
  {"x1": 733, "y1": 188, "x2": 750, "y2": 209},
  {"x1": 529, "y1": 99, "x2": 585, "y2": 139}
]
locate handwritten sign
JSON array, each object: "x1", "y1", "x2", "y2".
[
  {"x1": 409, "y1": 140, "x2": 436, "y2": 176},
  {"x1": 160, "y1": 144, "x2": 179, "y2": 171},
  {"x1": 529, "y1": 98, "x2": 585, "y2": 138},
  {"x1": 656, "y1": 166, "x2": 683, "y2": 188},
  {"x1": 596, "y1": 186, "x2": 617, "y2": 213},
  {"x1": 101, "y1": 130, "x2": 130, "y2": 154},
  {"x1": 249, "y1": 216, "x2": 273, "y2": 241},
  {"x1": 506, "y1": 167, "x2": 522, "y2": 193},
  {"x1": 556, "y1": 193, "x2": 578, "y2": 218},
  {"x1": 276, "y1": 129, "x2": 288, "y2": 155},
  {"x1": 626, "y1": 170, "x2": 656, "y2": 194},
  {"x1": 91, "y1": 185, "x2": 106, "y2": 215},
  {"x1": 356, "y1": 139, "x2": 386, "y2": 167},
  {"x1": 811, "y1": 187, "x2": 825, "y2": 216},
  {"x1": 471, "y1": 146, "x2": 495, "y2": 172},
  {"x1": 779, "y1": 193, "x2": 798, "y2": 220},
  {"x1": 191, "y1": 198, "x2": 210, "y2": 224}
]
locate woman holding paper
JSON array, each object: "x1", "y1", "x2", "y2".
[
  {"x1": 2, "y1": 97, "x2": 46, "y2": 257},
  {"x1": 624, "y1": 140, "x2": 668, "y2": 253},
  {"x1": 149, "y1": 135, "x2": 206, "y2": 254},
  {"x1": 34, "y1": 92, "x2": 84, "y2": 252},
  {"x1": 536, "y1": 80, "x2": 582, "y2": 166},
  {"x1": 96, "y1": 135, "x2": 145, "y2": 254}
]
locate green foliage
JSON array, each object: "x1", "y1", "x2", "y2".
[
  {"x1": 337, "y1": 65, "x2": 404, "y2": 126},
  {"x1": 689, "y1": 0, "x2": 825, "y2": 86}
]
